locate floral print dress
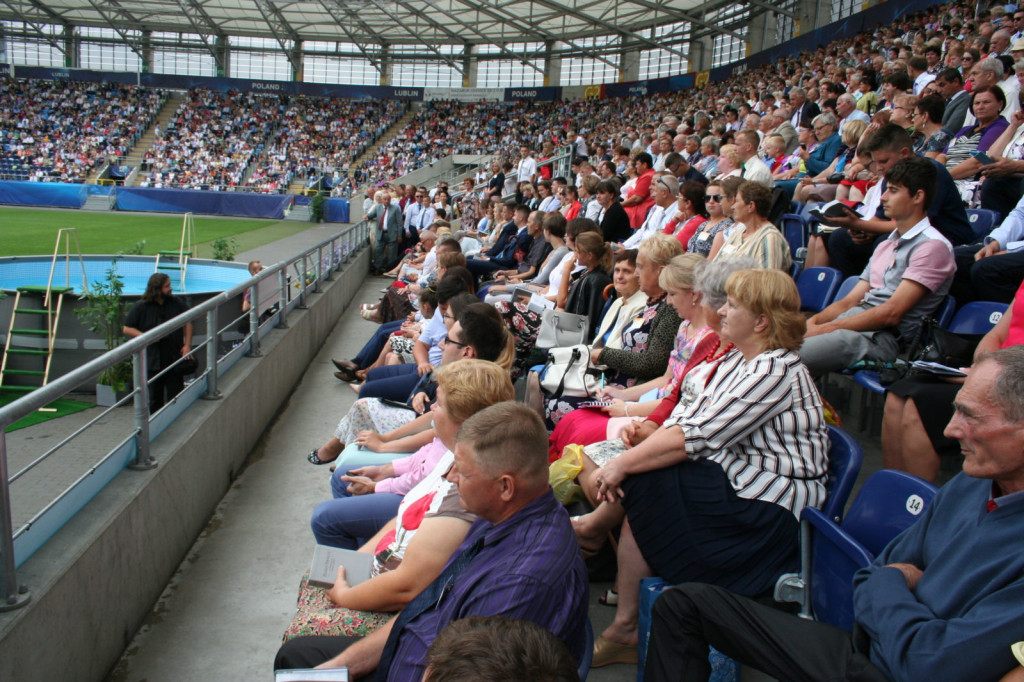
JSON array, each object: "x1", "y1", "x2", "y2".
[{"x1": 282, "y1": 452, "x2": 473, "y2": 641}]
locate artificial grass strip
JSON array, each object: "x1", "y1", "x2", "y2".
[
  {"x1": 0, "y1": 391, "x2": 94, "y2": 432},
  {"x1": 0, "y1": 208, "x2": 283, "y2": 257}
]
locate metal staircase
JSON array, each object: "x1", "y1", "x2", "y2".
[
  {"x1": 0, "y1": 286, "x2": 73, "y2": 393},
  {"x1": 0, "y1": 228, "x2": 89, "y2": 393}
]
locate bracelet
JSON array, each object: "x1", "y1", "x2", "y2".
[{"x1": 624, "y1": 404, "x2": 629, "y2": 417}]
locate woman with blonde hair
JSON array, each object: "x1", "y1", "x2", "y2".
[
  {"x1": 589, "y1": 269, "x2": 827, "y2": 667},
  {"x1": 713, "y1": 144, "x2": 743, "y2": 181},
  {"x1": 286, "y1": 360, "x2": 514, "y2": 641},
  {"x1": 793, "y1": 118, "x2": 869, "y2": 204}
]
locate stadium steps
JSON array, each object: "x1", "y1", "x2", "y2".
[
  {"x1": 285, "y1": 204, "x2": 311, "y2": 222},
  {"x1": 82, "y1": 193, "x2": 115, "y2": 211},
  {"x1": 125, "y1": 91, "x2": 187, "y2": 186},
  {"x1": 350, "y1": 105, "x2": 421, "y2": 176}
]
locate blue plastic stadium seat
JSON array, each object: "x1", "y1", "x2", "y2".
[
  {"x1": 775, "y1": 470, "x2": 939, "y2": 631},
  {"x1": 796, "y1": 267, "x2": 842, "y2": 313},
  {"x1": 637, "y1": 577, "x2": 740, "y2": 682},
  {"x1": 966, "y1": 208, "x2": 1001, "y2": 241},
  {"x1": 780, "y1": 213, "x2": 809, "y2": 259}
]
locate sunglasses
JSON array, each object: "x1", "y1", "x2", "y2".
[{"x1": 705, "y1": 194, "x2": 723, "y2": 202}]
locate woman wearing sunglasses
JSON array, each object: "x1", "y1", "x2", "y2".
[{"x1": 685, "y1": 181, "x2": 735, "y2": 258}]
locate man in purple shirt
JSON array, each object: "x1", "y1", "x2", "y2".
[{"x1": 274, "y1": 402, "x2": 589, "y2": 680}]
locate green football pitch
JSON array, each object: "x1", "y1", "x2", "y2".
[{"x1": 0, "y1": 207, "x2": 320, "y2": 257}]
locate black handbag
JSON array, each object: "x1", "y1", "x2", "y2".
[
  {"x1": 918, "y1": 322, "x2": 983, "y2": 368},
  {"x1": 175, "y1": 355, "x2": 199, "y2": 377}
]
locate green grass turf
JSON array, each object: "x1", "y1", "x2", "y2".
[
  {"x1": 0, "y1": 391, "x2": 93, "y2": 432},
  {"x1": 0, "y1": 208, "x2": 318, "y2": 257}
]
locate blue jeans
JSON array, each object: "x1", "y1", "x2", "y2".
[
  {"x1": 354, "y1": 321, "x2": 403, "y2": 368},
  {"x1": 358, "y1": 364, "x2": 419, "y2": 401},
  {"x1": 310, "y1": 454, "x2": 403, "y2": 549}
]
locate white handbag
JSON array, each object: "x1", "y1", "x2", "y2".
[
  {"x1": 539, "y1": 344, "x2": 602, "y2": 399},
  {"x1": 535, "y1": 309, "x2": 588, "y2": 350}
]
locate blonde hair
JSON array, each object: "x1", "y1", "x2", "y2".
[
  {"x1": 725, "y1": 269, "x2": 805, "y2": 351},
  {"x1": 842, "y1": 119, "x2": 869, "y2": 148},
  {"x1": 434, "y1": 360, "x2": 515, "y2": 424},
  {"x1": 719, "y1": 144, "x2": 743, "y2": 167},
  {"x1": 659, "y1": 252, "x2": 705, "y2": 292},
  {"x1": 639, "y1": 233, "x2": 685, "y2": 268}
]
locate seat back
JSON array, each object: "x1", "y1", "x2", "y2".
[
  {"x1": 820, "y1": 425, "x2": 863, "y2": 522},
  {"x1": 948, "y1": 300, "x2": 1007, "y2": 335},
  {"x1": 935, "y1": 294, "x2": 957, "y2": 329},
  {"x1": 804, "y1": 507, "x2": 874, "y2": 631},
  {"x1": 579, "y1": 617, "x2": 593, "y2": 680},
  {"x1": 840, "y1": 470, "x2": 939, "y2": 556},
  {"x1": 780, "y1": 213, "x2": 808, "y2": 258},
  {"x1": 796, "y1": 267, "x2": 843, "y2": 313},
  {"x1": 966, "y1": 208, "x2": 1001, "y2": 241},
  {"x1": 803, "y1": 470, "x2": 937, "y2": 631},
  {"x1": 834, "y1": 275, "x2": 861, "y2": 303}
]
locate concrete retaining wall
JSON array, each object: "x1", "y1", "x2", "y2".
[{"x1": 0, "y1": 248, "x2": 369, "y2": 682}]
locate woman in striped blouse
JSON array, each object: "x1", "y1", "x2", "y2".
[{"x1": 589, "y1": 268, "x2": 829, "y2": 668}]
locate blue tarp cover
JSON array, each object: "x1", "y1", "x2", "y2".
[
  {"x1": 0, "y1": 180, "x2": 86, "y2": 208},
  {"x1": 324, "y1": 198, "x2": 350, "y2": 223},
  {"x1": 116, "y1": 187, "x2": 292, "y2": 219}
]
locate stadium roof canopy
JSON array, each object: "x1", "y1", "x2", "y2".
[{"x1": 0, "y1": 0, "x2": 778, "y2": 68}]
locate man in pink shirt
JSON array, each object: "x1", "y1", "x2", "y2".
[{"x1": 799, "y1": 157, "x2": 955, "y2": 377}]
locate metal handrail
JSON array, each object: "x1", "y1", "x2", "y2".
[{"x1": 0, "y1": 217, "x2": 370, "y2": 611}]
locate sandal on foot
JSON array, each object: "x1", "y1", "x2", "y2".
[
  {"x1": 598, "y1": 588, "x2": 619, "y2": 606},
  {"x1": 592, "y1": 636, "x2": 637, "y2": 667},
  {"x1": 307, "y1": 449, "x2": 327, "y2": 465}
]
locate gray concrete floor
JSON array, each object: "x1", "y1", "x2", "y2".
[{"x1": 101, "y1": 225, "x2": 893, "y2": 682}]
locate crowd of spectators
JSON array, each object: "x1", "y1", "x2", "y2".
[
  {"x1": 272, "y1": 2, "x2": 1024, "y2": 681},
  {"x1": 139, "y1": 88, "x2": 281, "y2": 191},
  {"x1": 247, "y1": 96, "x2": 406, "y2": 193},
  {"x1": 0, "y1": 78, "x2": 164, "y2": 183}
]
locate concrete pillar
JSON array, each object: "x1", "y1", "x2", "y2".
[
  {"x1": 141, "y1": 30, "x2": 152, "y2": 74},
  {"x1": 380, "y1": 45, "x2": 392, "y2": 86},
  {"x1": 746, "y1": 11, "x2": 777, "y2": 57},
  {"x1": 544, "y1": 41, "x2": 561, "y2": 87},
  {"x1": 63, "y1": 25, "x2": 79, "y2": 69},
  {"x1": 796, "y1": 0, "x2": 832, "y2": 35},
  {"x1": 290, "y1": 40, "x2": 302, "y2": 81},
  {"x1": 688, "y1": 35, "x2": 713, "y2": 72},
  {"x1": 214, "y1": 35, "x2": 229, "y2": 78},
  {"x1": 463, "y1": 45, "x2": 478, "y2": 87},
  {"x1": 620, "y1": 48, "x2": 640, "y2": 82}
]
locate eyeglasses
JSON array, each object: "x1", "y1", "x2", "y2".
[
  {"x1": 443, "y1": 334, "x2": 467, "y2": 348},
  {"x1": 705, "y1": 194, "x2": 723, "y2": 202}
]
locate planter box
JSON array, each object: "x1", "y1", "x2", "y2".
[{"x1": 96, "y1": 383, "x2": 131, "y2": 407}]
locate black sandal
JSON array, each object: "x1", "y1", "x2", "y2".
[{"x1": 307, "y1": 449, "x2": 326, "y2": 465}]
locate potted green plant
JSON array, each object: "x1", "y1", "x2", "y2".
[
  {"x1": 310, "y1": 191, "x2": 327, "y2": 223},
  {"x1": 75, "y1": 262, "x2": 132, "y2": 406}
]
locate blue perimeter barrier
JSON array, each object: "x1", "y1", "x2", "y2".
[
  {"x1": 0, "y1": 180, "x2": 88, "y2": 208},
  {"x1": 116, "y1": 187, "x2": 293, "y2": 219},
  {"x1": 325, "y1": 198, "x2": 350, "y2": 223}
]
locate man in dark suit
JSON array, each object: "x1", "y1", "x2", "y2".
[
  {"x1": 933, "y1": 68, "x2": 969, "y2": 134},
  {"x1": 789, "y1": 87, "x2": 820, "y2": 128}
]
